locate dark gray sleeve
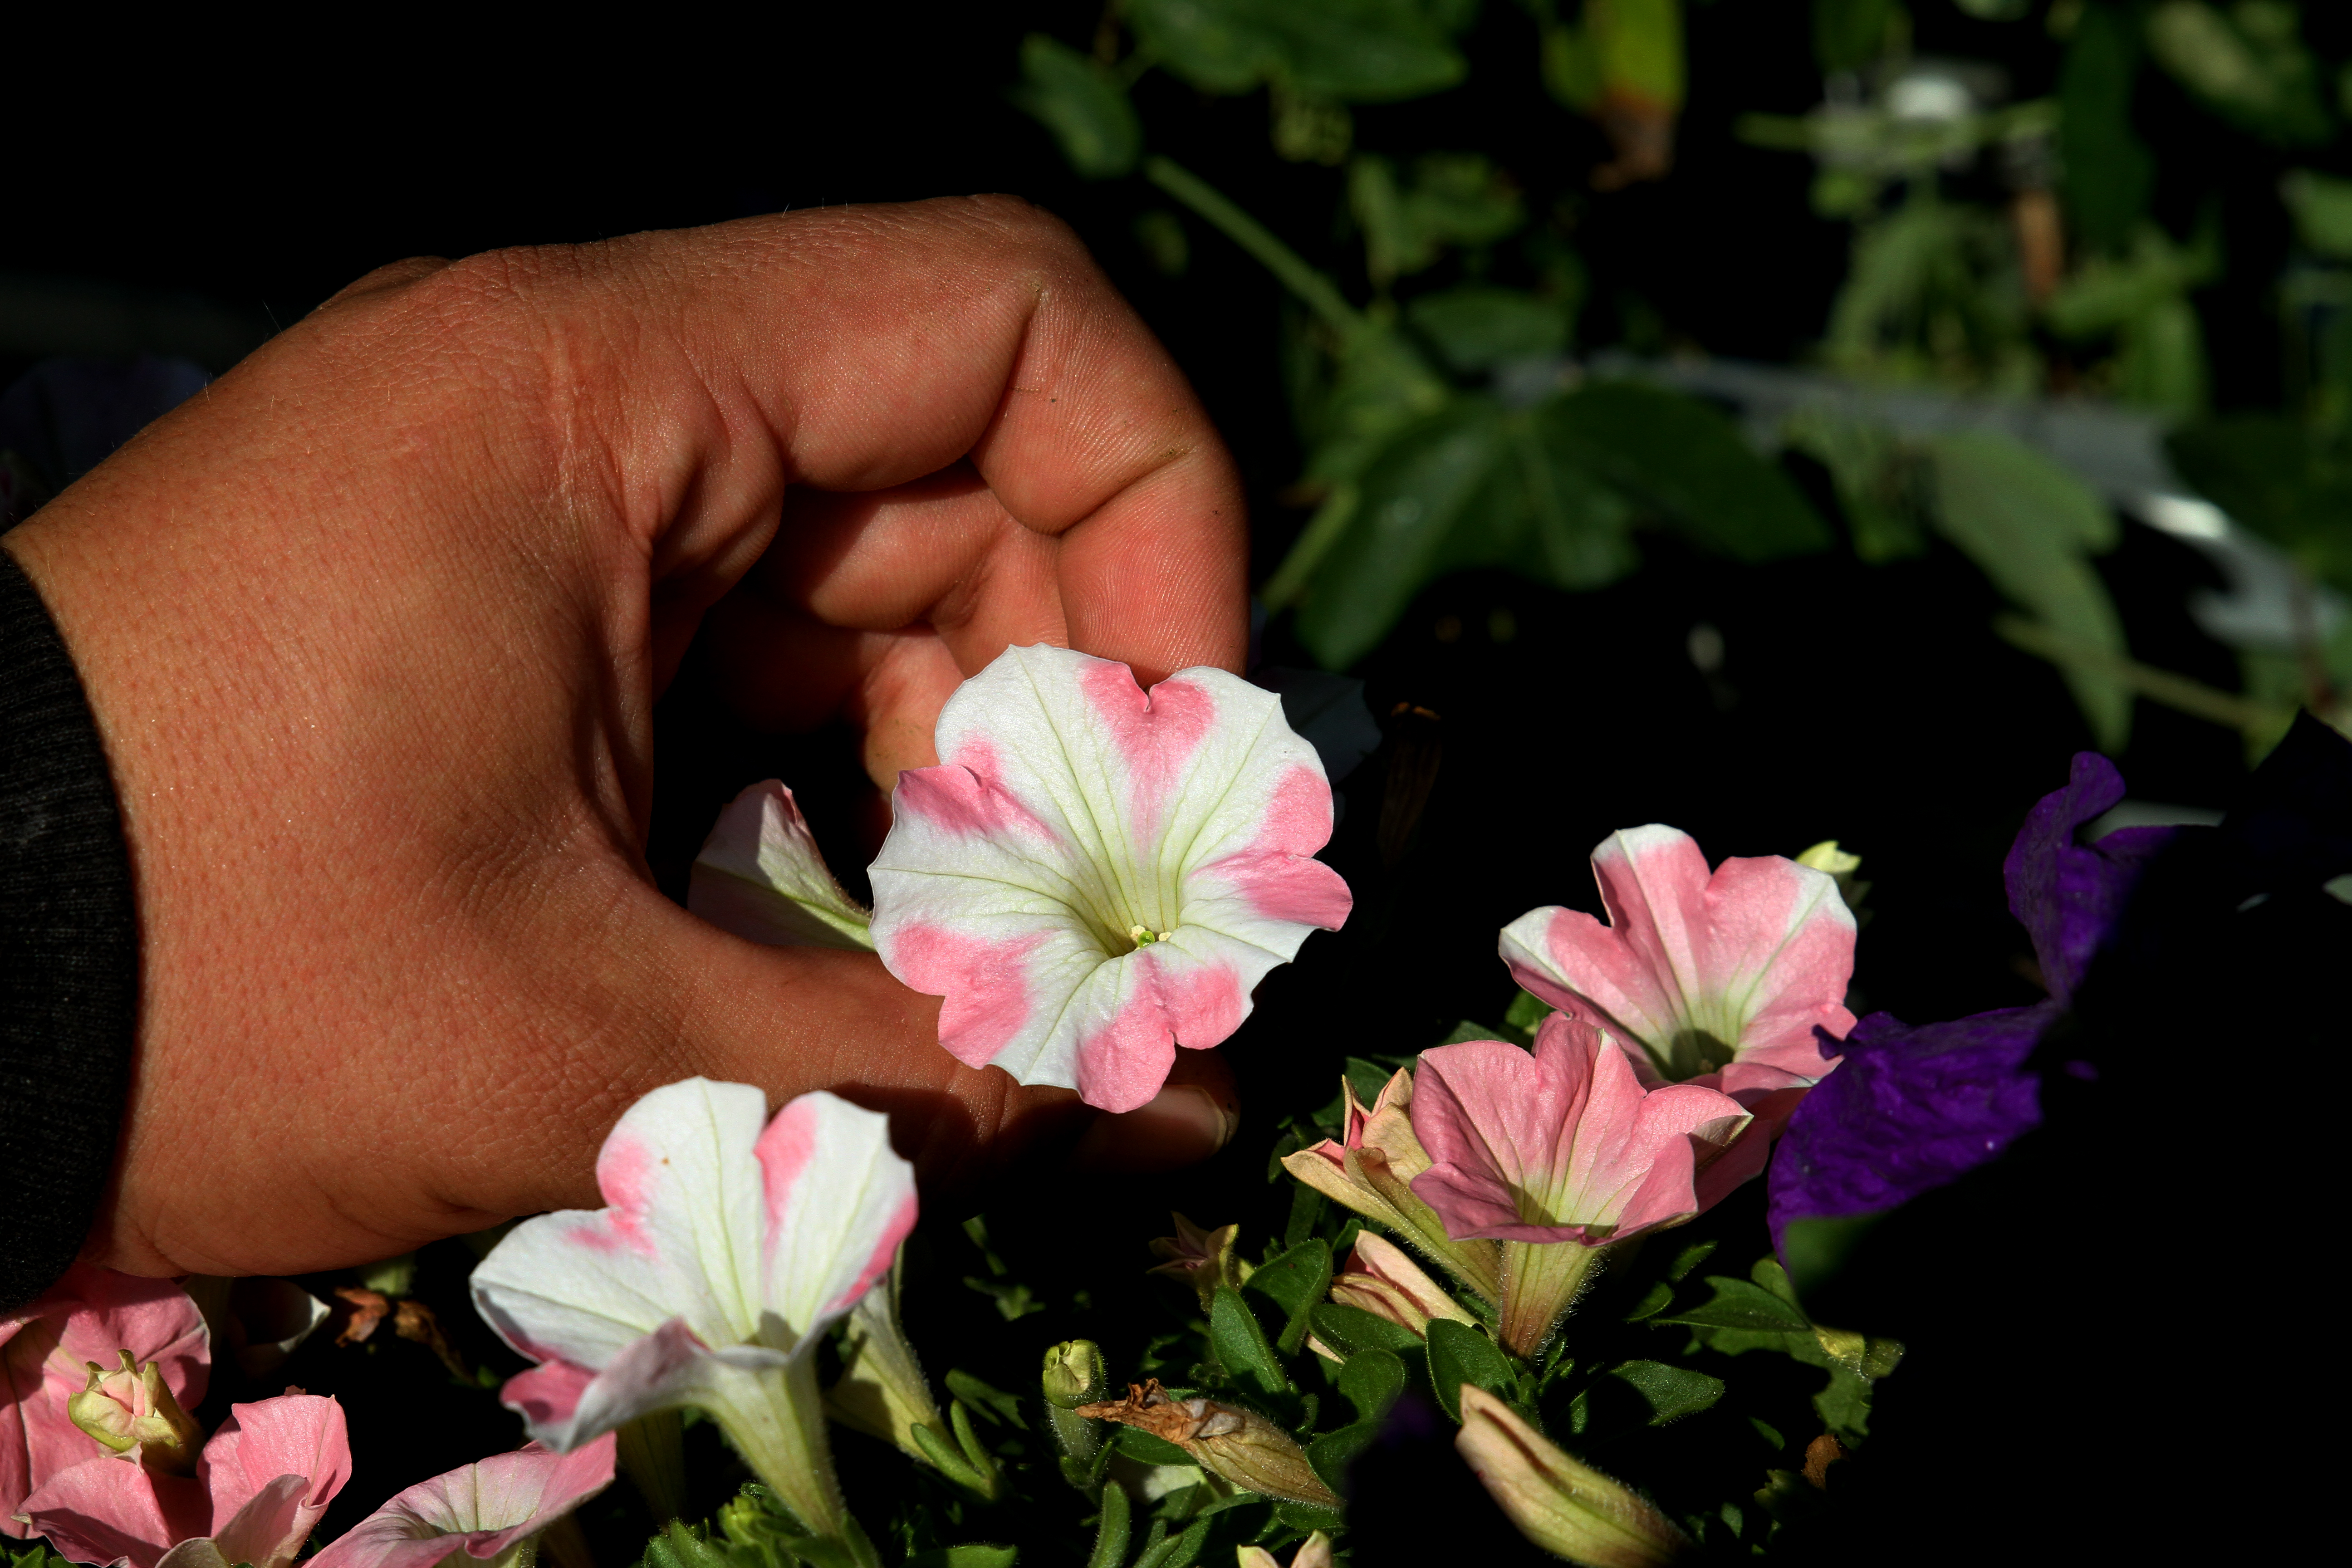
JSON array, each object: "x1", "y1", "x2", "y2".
[{"x1": 0, "y1": 546, "x2": 136, "y2": 1311}]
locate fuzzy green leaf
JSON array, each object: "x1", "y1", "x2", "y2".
[
  {"x1": 1244, "y1": 1240, "x2": 1333, "y2": 1354},
  {"x1": 1336, "y1": 1346, "x2": 1407, "y2": 1424},
  {"x1": 1308, "y1": 1302, "x2": 1424, "y2": 1358},
  {"x1": 1423, "y1": 1318, "x2": 1514, "y2": 1422},
  {"x1": 1009, "y1": 34, "x2": 1142, "y2": 180},
  {"x1": 1656, "y1": 1276, "x2": 1813, "y2": 1334},
  {"x1": 1544, "y1": 382, "x2": 1832, "y2": 562},
  {"x1": 1211, "y1": 1286, "x2": 1289, "y2": 1397}
]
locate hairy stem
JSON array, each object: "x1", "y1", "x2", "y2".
[{"x1": 1143, "y1": 156, "x2": 1364, "y2": 337}]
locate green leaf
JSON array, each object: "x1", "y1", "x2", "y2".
[
  {"x1": 1607, "y1": 1359, "x2": 1725, "y2": 1425},
  {"x1": 1812, "y1": 0, "x2": 1901, "y2": 75},
  {"x1": 2055, "y1": 3, "x2": 2154, "y2": 250},
  {"x1": 1501, "y1": 989, "x2": 1552, "y2": 1034},
  {"x1": 1406, "y1": 286, "x2": 1568, "y2": 373},
  {"x1": 905, "y1": 1551, "x2": 1019, "y2": 1568},
  {"x1": 635, "y1": 1522, "x2": 733, "y2": 1568},
  {"x1": 1009, "y1": 34, "x2": 1142, "y2": 180},
  {"x1": 1295, "y1": 395, "x2": 1507, "y2": 666},
  {"x1": 946, "y1": 1369, "x2": 1027, "y2": 1429},
  {"x1": 2168, "y1": 415, "x2": 2352, "y2": 595},
  {"x1": 1337, "y1": 1346, "x2": 1408, "y2": 1424},
  {"x1": 1298, "y1": 324, "x2": 1452, "y2": 487},
  {"x1": 1244, "y1": 1240, "x2": 1333, "y2": 1354},
  {"x1": 1116, "y1": 1426, "x2": 1198, "y2": 1467},
  {"x1": 1780, "y1": 407, "x2": 1926, "y2": 563},
  {"x1": 1351, "y1": 154, "x2": 1524, "y2": 284},
  {"x1": 1423, "y1": 1318, "x2": 1514, "y2": 1422},
  {"x1": 1924, "y1": 430, "x2": 2131, "y2": 750},
  {"x1": 1132, "y1": 1514, "x2": 1212, "y2": 1568},
  {"x1": 1664, "y1": 1239, "x2": 1717, "y2": 1282},
  {"x1": 1308, "y1": 1302, "x2": 1424, "y2": 1358},
  {"x1": 1778, "y1": 1214, "x2": 1882, "y2": 1303},
  {"x1": 2145, "y1": 0, "x2": 2332, "y2": 147},
  {"x1": 1210, "y1": 1287, "x2": 1289, "y2": 1397},
  {"x1": 1343, "y1": 1055, "x2": 1400, "y2": 1110},
  {"x1": 1545, "y1": 382, "x2": 1833, "y2": 561},
  {"x1": 1657, "y1": 1276, "x2": 1813, "y2": 1334},
  {"x1": 1087, "y1": 1480, "x2": 1132, "y2": 1568},
  {"x1": 1127, "y1": 0, "x2": 1467, "y2": 103},
  {"x1": 1814, "y1": 1362, "x2": 1876, "y2": 1443},
  {"x1": 1304, "y1": 1418, "x2": 1379, "y2": 1499},
  {"x1": 1622, "y1": 1281, "x2": 1673, "y2": 1322},
  {"x1": 2283, "y1": 169, "x2": 2352, "y2": 260},
  {"x1": 1273, "y1": 1499, "x2": 1349, "y2": 1535}
]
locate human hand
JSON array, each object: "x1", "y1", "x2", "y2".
[{"x1": 2, "y1": 197, "x2": 1248, "y2": 1279}]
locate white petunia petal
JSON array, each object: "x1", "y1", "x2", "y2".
[
  {"x1": 753, "y1": 1093, "x2": 918, "y2": 1346},
  {"x1": 689, "y1": 782, "x2": 874, "y2": 951},
  {"x1": 870, "y1": 646, "x2": 1350, "y2": 1112},
  {"x1": 470, "y1": 1080, "x2": 771, "y2": 1369}
]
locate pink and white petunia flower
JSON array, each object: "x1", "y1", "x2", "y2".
[
  {"x1": 2, "y1": 1265, "x2": 210, "y2": 1533},
  {"x1": 20, "y1": 1392, "x2": 351, "y2": 1568},
  {"x1": 1499, "y1": 824, "x2": 1855, "y2": 1200},
  {"x1": 1410, "y1": 1015, "x2": 1745, "y2": 1355},
  {"x1": 307, "y1": 1437, "x2": 616, "y2": 1568},
  {"x1": 468, "y1": 1079, "x2": 915, "y2": 1547},
  {"x1": 868, "y1": 645, "x2": 1352, "y2": 1113}
]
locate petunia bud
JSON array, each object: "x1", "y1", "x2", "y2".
[
  {"x1": 1147, "y1": 1214, "x2": 1253, "y2": 1311},
  {"x1": 1077, "y1": 1380, "x2": 1338, "y2": 1509},
  {"x1": 1455, "y1": 1384, "x2": 1690, "y2": 1566},
  {"x1": 1329, "y1": 1232, "x2": 1477, "y2": 1340},
  {"x1": 1043, "y1": 1340, "x2": 1109, "y2": 1410},
  {"x1": 66, "y1": 1350, "x2": 201, "y2": 1471},
  {"x1": 1043, "y1": 1339, "x2": 1110, "y2": 1472},
  {"x1": 1280, "y1": 1070, "x2": 1503, "y2": 1302}
]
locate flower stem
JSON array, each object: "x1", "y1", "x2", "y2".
[
  {"x1": 1498, "y1": 1240, "x2": 1606, "y2": 1360},
  {"x1": 1142, "y1": 155, "x2": 1365, "y2": 338},
  {"x1": 615, "y1": 1409, "x2": 686, "y2": 1524},
  {"x1": 710, "y1": 1356, "x2": 867, "y2": 1559}
]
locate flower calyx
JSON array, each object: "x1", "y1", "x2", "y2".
[
  {"x1": 1074, "y1": 1381, "x2": 1338, "y2": 1509},
  {"x1": 66, "y1": 1349, "x2": 202, "y2": 1470}
]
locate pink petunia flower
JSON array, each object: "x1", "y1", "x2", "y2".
[
  {"x1": 469, "y1": 1079, "x2": 915, "y2": 1550},
  {"x1": 20, "y1": 1393, "x2": 350, "y2": 1568},
  {"x1": 1499, "y1": 824, "x2": 1856, "y2": 1200},
  {"x1": 2, "y1": 1265, "x2": 209, "y2": 1533},
  {"x1": 307, "y1": 1437, "x2": 616, "y2": 1568},
  {"x1": 868, "y1": 644, "x2": 1352, "y2": 1113},
  {"x1": 1410, "y1": 1015, "x2": 1745, "y2": 1354}
]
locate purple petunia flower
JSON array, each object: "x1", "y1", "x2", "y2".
[{"x1": 1767, "y1": 754, "x2": 2175, "y2": 1253}]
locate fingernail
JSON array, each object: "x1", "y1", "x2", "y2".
[{"x1": 1071, "y1": 1085, "x2": 1237, "y2": 1173}]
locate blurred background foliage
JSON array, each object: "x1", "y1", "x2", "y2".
[{"x1": 1003, "y1": 0, "x2": 2352, "y2": 759}]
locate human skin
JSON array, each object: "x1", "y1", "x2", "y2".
[{"x1": 2, "y1": 196, "x2": 1248, "y2": 1280}]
